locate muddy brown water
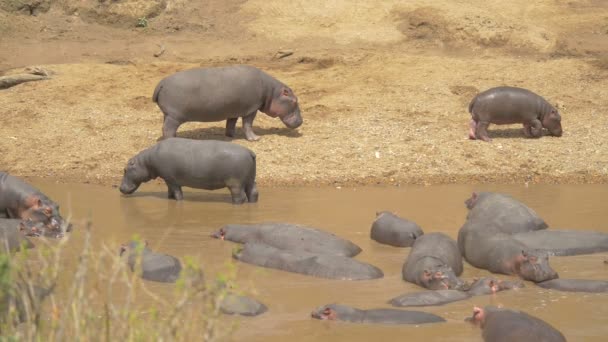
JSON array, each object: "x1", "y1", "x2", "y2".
[{"x1": 28, "y1": 180, "x2": 608, "y2": 341}]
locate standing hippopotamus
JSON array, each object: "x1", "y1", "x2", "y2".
[
  {"x1": 537, "y1": 279, "x2": 608, "y2": 293},
  {"x1": 211, "y1": 222, "x2": 362, "y2": 257},
  {"x1": 0, "y1": 219, "x2": 35, "y2": 252},
  {"x1": 311, "y1": 304, "x2": 445, "y2": 325},
  {"x1": 402, "y1": 233, "x2": 467, "y2": 290},
  {"x1": 468, "y1": 86, "x2": 563, "y2": 142},
  {"x1": 511, "y1": 229, "x2": 608, "y2": 256},
  {"x1": 459, "y1": 224, "x2": 558, "y2": 282},
  {"x1": 119, "y1": 138, "x2": 258, "y2": 204},
  {"x1": 466, "y1": 306, "x2": 567, "y2": 342},
  {"x1": 0, "y1": 172, "x2": 70, "y2": 236},
  {"x1": 390, "y1": 277, "x2": 523, "y2": 307},
  {"x1": 119, "y1": 241, "x2": 182, "y2": 283},
  {"x1": 153, "y1": 65, "x2": 303, "y2": 141},
  {"x1": 233, "y1": 242, "x2": 383, "y2": 280},
  {"x1": 370, "y1": 211, "x2": 424, "y2": 247}
]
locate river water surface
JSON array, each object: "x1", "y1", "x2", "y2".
[{"x1": 31, "y1": 180, "x2": 608, "y2": 341}]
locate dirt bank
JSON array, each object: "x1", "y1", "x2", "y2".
[{"x1": 1, "y1": 0, "x2": 607, "y2": 187}]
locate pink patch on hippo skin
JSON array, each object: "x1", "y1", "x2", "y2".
[{"x1": 468, "y1": 119, "x2": 477, "y2": 140}]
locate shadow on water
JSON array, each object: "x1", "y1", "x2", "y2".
[{"x1": 120, "y1": 191, "x2": 236, "y2": 204}]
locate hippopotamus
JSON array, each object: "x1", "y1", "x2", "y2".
[
  {"x1": 459, "y1": 223, "x2": 558, "y2": 282},
  {"x1": 119, "y1": 241, "x2": 182, "y2": 283},
  {"x1": 390, "y1": 277, "x2": 523, "y2": 307},
  {"x1": 511, "y1": 229, "x2": 608, "y2": 256},
  {"x1": 220, "y1": 294, "x2": 268, "y2": 316},
  {"x1": 233, "y1": 242, "x2": 383, "y2": 280},
  {"x1": 311, "y1": 304, "x2": 445, "y2": 325},
  {"x1": 370, "y1": 211, "x2": 424, "y2": 247},
  {"x1": 2, "y1": 283, "x2": 53, "y2": 323},
  {"x1": 153, "y1": 65, "x2": 303, "y2": 141},
  {"x1": 466, "y1": 306, "x2": 567, "y2": 342},
  {"x1": 0, "y1": 172, "x2": 70, "y2": 236},
  {"x1": 536, "y1": 279, "x2": 608, "y2": 293},
  {"x1": 402, "y1": 232, "x2": 467, "y2": 290},
  {"x1": 468, "y1": 86, "x2": 563, "y2": 142},
  {"x1": 119, "y1": 138, "x2": 258, "y2": 204},
  {"x1": 211, "y1": 222, "x2": 361, "y2": 257},
  {"x1": 0, "y1": 219, "x2": 35, "y2": 252},
  {"x1": 462, "y1": 191, "x2": 548, "y2": 238}
]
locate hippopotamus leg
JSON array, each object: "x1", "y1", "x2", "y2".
[
  {"x1": 225, "y1": 118, "x2": 238, "y2": 138},
  {"x1": 475, "y1": 121, "x2": 491, "y2": 142},
  {"x1": 162, "y1": 115, "x2": 181, "y2": 139},
  {"x1": 229, "y1": 185, "x2": 247, "y2": 204},
  {"x1": 242, "y1": 111, "x2": 260, "y2": 141},
  {"x1": 245, "y1": 182, "x2": 259, "y2": 203},
  {"x1": 469, "y1": 119, "x2": 477, "y2": 140},
  {"x1": 525, "y1": 119, "x2": 543, "y2": 138},
  {"x1": 165, "y1": 181, "x2": 184, "y2": 200}
]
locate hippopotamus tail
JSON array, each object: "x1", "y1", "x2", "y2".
[
  {"x1": 468, "y1": 95, "x2": 478, "y2": 114},
  {"x1": 152, "y1": 81, "x2": 163, "y2": 103}
]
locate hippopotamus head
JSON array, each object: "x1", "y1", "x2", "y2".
[
  {"x1": 266, "y1": 86, "x2": 303, "y2": 129},
  {"x1": 19, "y1": 197, "x2": 70, "y2": 238},
  {"x1": 20, "y1": 218, "x2": 69, "y2": 239},
  {"x1": 310, "y1": 304, "x2": 353, "y2": 320},
  {"x1": 210, "y1": 228, "x2": 226, "y2": 240},
  {"x1": 467, "y1": 277, "x2": 524, "y2": 296},
  {"x1": 465, "y1": 306, "x2": 487, "y2": 326},
  {"x1": 542, "y1": 108, "x2": 562, "y2": 137},
  {"x1": 517, "y1": 250, "x2": 558, "y2": 282},
  {"x1": 119, "y1": 157, "x2": 153, "y2": 195},
  {"x1": 421, "y1": 266, "x2": 467, "y2": 291}
]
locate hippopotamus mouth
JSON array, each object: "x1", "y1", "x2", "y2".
[
  {"x1": 281, "y1": 110, "x2": 303, "y2": 129},
  {"x1": 119, "y1": 183, "x2": 139, "y2": 195}
]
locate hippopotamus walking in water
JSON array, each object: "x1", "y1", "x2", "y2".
[
  {"x1": 233, "y1": 242, "x2": 383, "y2": 280},
  {"x1": 402, "y1": 232, "x2": 467, "y2": 290},
  {"x1": 466, "y1": 306, "x2": 567, "y2": 342},
  {"x1": 120, "y1": 241, "x2": 182, "y2": 283},
  {"x1": 311, "y1": 304, "x2": 445, "y2": 325},
  {"x1": 0, "y1": 172, "x2": 70, "y2": 236},
  {"x1": 211, "y1": 222, "x2": 362, "y2": 257},
  {"x1": 153, "y1": 65, "x2": 303, "y2": 141},
  {"x1": 370, "y1": 211, "x2": 424, "y2": 247},
  {"x1": 468, "y1": 86, "x2": 563, "y2": 142},
  {"x1": 119, "y1": 138, "x2": 258, "y2": 204},
  {"x1": 390, "y1": 277, "x2": 523, "y2": 307},
  {"x1": 537, "y1": 279, "x2": 608, "y2": 293}
]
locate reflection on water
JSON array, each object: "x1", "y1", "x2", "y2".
[{"x1": 30, "y1": 180, "x2": 608, "y2": 342}]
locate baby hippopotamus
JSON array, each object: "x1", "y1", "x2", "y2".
[
  {"x1": 467, "y1": 306, "x2": 566, "y2": 342},
  {"x1": 119, "y1": 241, "x2": 182, "y2": 283},
  {"x1": 468, "y1": 86, "x2": 563, "y2": 142},
  {"x1": 0, "y1": 218, "x2": 35, "y2": 252},
  {"x1": 119, "y1": 138, "x2": 258, "y2": 204},
  {"x1": 370, "y1": 211, "x2": 424, "y2": 247},
  {"x1": 311, "y1": 304, "x2": 445, "y2": 325},
  {"x1": 153, "y1": 65, "x2": 303, "y2": 141}
]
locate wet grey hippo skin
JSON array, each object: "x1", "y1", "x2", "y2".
[
  {"x1": 511, "y1": 229, "x2": 608, "y2": 256},
  {"x1": 370, "y1": 211, "x2": 424, "y2": 247},
  {"x1": 536, "y1": 279, "x2": 608, "y2": 293},
  {"x1": 390, "y1": 277, "x2": 524, "y2": 307},
  {"x1": 153, "y1": 65, "x2": 303, "y2": 141},
  {"x1": 459, "y1": 223, "x2": 558, "y2": 282},
  {"x1": 0, "y1": 219, "x2": 35, "y2": 252},
  {"x1": 233, "y1": 242, "x2": 383, "y2": 280},
  {"x1": 119, "y1": 138, "x2": 258, "y2": 204},
  {"x1": 466, "y1": 306, "x2": 567, "y2": 342},
  {"x1": 120, "y1": 241, "x2": 182, "y2": 283},
  {"x1": 311, "y1": 304, "x2": 445, "y2": 325},
  {"x1": 468, "y1": 86, "x2": 563, "y2": 142},
  {"x1": 211, "y1": 222, "x2": 361, "y2": 257},
  {"x1": 220, "y1": 294, "x2": 268, "y2": 316},
  {"x1": 402, "y1": 232, "x2": 466, "y2": 290},
  {"x1": 0, "y1": 172, "x2": 71, "y2": 237}
]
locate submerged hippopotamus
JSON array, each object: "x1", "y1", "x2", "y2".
[
  {"x1": 120, "y1": 241, "x2": 182, "y2": 283},
  {"x1": 0, "y1": 219, "x2": 35, "y2": 252},
  {"x1": 370, "y1": 211, "x2": 424, "y2": 247},
  {"x1": 0, "y1": 172, "x2": 71, "y2": 237},
  {"x1": 390, "y1": 277, "x2": 523, "y2": 307},
  {"x1": 153, "y1": 65, "x2": 303, "y2": 141},
  {"x1": 402, "y1": 232, "x2": 467, "y2": 290},
  {"x1": 466, "y1": 306, "x2": 566, "y2": 342},
  {"x1": 119, "y1": 138, "x2": 258, "y2": 204},
  {"x1": 537, "y1": 279, "x2": 608, "y2": 293},
  {"x1": 211, "y1": 222, "x2": 361, "y2": 257},
  {"x1": 220, "y1": 294, "x2": 268, "y2": 317},
  {"x1": 468, "y1": 86, "x2": 563, "y2": 142},
  {"x1": 511, "y1": 229, "x2": 608, "y2": 256},
  {"x1": 233, "y1": 242, "x2": 383, "y2": 280},
  {"x1": 311, "y1": 304, "x2": 445, "y2": 325},
  {"x1": 459, "y1": 223, "x2": 558, "y2": 282}
]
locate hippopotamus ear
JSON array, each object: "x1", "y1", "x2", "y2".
[{"x1": 25, "y1": 195, "x2": 42, "y2": 209}]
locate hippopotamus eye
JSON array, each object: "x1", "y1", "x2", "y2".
[{"x1": 323, "y1": 308, "x2": 331, "y2": 315}]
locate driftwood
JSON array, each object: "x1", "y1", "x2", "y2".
[{"x1": 0, "y1": 67, "x2": 52, "y2": 90}]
